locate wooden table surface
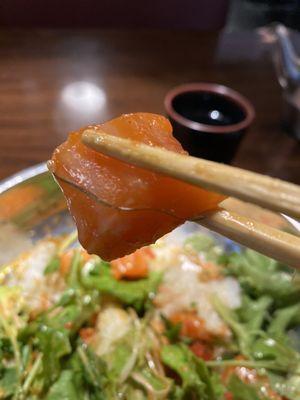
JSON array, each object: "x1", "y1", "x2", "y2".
[{"x1": 0, "y1": 29, "x2": 299, "y2": 183}]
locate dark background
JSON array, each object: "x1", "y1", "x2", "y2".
[
  {"x1": 228, "y1": 0, "x2": 300, "y2": 31},
  {"x1": 0, "y1": 0, "x2": 299, "y2": 183},
  {"x1": 1, "y1": 0, "x2": 300, "y2": 31}
]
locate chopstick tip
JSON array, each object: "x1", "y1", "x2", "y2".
[{"x1": 47, "y1": 160, "x2": 55, "y2": 173}]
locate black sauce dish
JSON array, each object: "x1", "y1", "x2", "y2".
[{"x1": 164, "y1": 83, "x2": 255, "y2": 164}]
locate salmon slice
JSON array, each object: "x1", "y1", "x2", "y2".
[{"x1": 50, "y1": 113, "x2": 224, "y2": 260}]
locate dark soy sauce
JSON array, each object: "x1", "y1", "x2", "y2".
[{"x1": 172, "y1": 91, "x2": 246, "y2": 127}]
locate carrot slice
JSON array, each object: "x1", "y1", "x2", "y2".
[{"x1": 170, "y1": 311, "x2": 212, "y2": 341}]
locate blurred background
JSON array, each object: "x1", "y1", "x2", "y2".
[
  {"x1": 229, "y1": 0, "x2": 300, "y2": 31},
  {"x1": 1, "y1": 0, "x2": 300, "y2": 30},
  {"x1": 0, "y1": 0, "x2": 299, "y2": 183}
]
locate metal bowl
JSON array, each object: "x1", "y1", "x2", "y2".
[
  {"x1": 0, "y1": 163, "x2": 75, "y2": 265},
  {"x1": 0, "y1": 163, "x2": 299, "y2": 266}
]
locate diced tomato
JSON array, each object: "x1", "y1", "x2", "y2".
[
  {"x1": 59, "y1": 249, "x2": 90, "y2": 276},
  {"x1": 190, "y1": 340, "x2": 213, "y2": 360},
  {"x1": 111, "y1": 246, "x2": 154, "y2": 280},
  {"x1": 170, "y1": 311, "x2": 212, "y2": 341},
  {"x1": 79, "y1": 327, "x2": 95, "y2": 343},
  {"x1": 225, "y1": 392, "x2": 233, "y2": 400},
  {"x1": 59, "y1": 250, "x2": 74, "y2": 276}
]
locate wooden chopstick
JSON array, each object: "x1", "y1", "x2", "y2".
[
  {"x1": 82, "y1": 129, "x2": 300, "y2": 220},
  {"x1": 199, "y1": 209, "x2": 300, "y2": 268},
  {"x1": 81, "y1": 129, "x2": 300, "y2": 268}
]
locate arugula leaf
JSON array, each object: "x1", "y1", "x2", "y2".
[
  {"x1": 105, "y1": 341, "x2": 133, "y2": 381},
  {"x1": 0, "y1": 286, "x2": 24, "y2": 377},
  {"x1": 37, "y1": 326, "x2": 71, "y2": 387},
  {"x1": 0, "y1": 338, "x2": 13, "y2": 364},
  {"x1": 227, "y1": 375, "x2": 262, "y2": 400},
  {"x1": 81, "y1": 257, "x2": 162, "y2": 311},
  {"x1": 251, "y1": 335, "x2": 300, "y2": 372},
  {"x1": 67, "y1": 250, "x2": 83, "y2": 289},
  {"x1": 46, "y1": 346, "x2": 108, "y2": 399},
  {"x1": 44, "y1": 256, "x2": 60, "y2": 275},
  {"x1": 161, "y1": 344, "x2": 218, "y2": 399},
  {"x1": 269, "y1": 371, "x2": 300, "y2": 400},
  {"x1": 46, "y1": 370, "x2": 81, "y2": 400},
  {"x1": 123, "y1": 387, "x2": 147, "y2": 399},
  {"x1": 132, "y1": 366, "x2": 172, "y2": 397},
  {"x1": 211, "y1": 373, "x2": 226, "y2": 400},
  {"x1": 212, "y1": 297, "x2": 252, "y2": 356},
  {"x1": 19, "y1": 290, "x2": 100, "y2": 391},
  {"x1": 17, "y1": 261, "x2": 103, "y2": 395},
  {"x1": 76, "y1": 346, "x2": 107, "y2": 392},
  {"x1": 0, "y1": 367, "x2": 18, "y2": 398},
  {"x1": 184, "y1": 234, "x2": 216, "y2": 253},
  {"x1": 161, "y1": 315, "x2": 182, "y2": 342},
  {"x1": 268, "y1": 304, "x2": 300, "y2": 340},
  {"x1": 237, "y1": 295, "x2": 272, "y2": 333},
  {"x1": 184, "y1": 233, "x2": 223, "y2": 263},
  {"x1": 225, "y1": 250, "x2": 300, "y2": 306}
]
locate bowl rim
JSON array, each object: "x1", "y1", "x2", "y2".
[
  {"x1": 0, "y1": 162, "x2": 299, "y2": 244},
  {"x1": 0, "y1": 163, "x2": 47, "y2": 194},
  {"x1": 164, "y1": 82, "x2": 255, "y2": 134}
]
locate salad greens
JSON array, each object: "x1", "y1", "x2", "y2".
[
  {"x1": 0, "y1": 232, "x2": 299, "y2": 399},
  {"x1": 161, "y1": 344, "x2": 218, "y2": 399}
]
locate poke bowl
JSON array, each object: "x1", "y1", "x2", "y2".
[{"x1": 0, "y1": 163, "x2": 299, "y2": 399}]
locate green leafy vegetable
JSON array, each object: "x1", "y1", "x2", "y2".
[
  {"x1": 44, "y1": 256, "x2": 60, "y2": 275},
  {"x1": 268, "y1": 304, "x2": 300, "y2": 340},
  {"x1": 227, "y1": 375, "x2": 262, "y2": 400},
  {"x1": 37, "y1": 326, "x2": 71, "y2": 387},
  {"x1": 225, "y1": 249, "x2": 300, "y2": 306},
  {"x1": 269, "y1": 372, "x2": 300, "y2": 400},
  {"x1": 236, "y1": 295, "x2": 272, "y2": 333},
  {"x1": 212, "y1": 296, "x2": 252, "y2": 356},
  {"x1": 184, "y1": 233, "x2": 222, "y2": 263},
  {"x1": 1, "y1": 230, "x2": 299, "y2": 399},
  {"x1": 161, "y1": 344, "x2": 219, "y2": 399},
  {"x1": 81, "y1": 257, "x2": 162, "y2": 311},
  {"x1": 46, "y1": 370, "x2": 80, "y2": 400},
  {"x1": 161, "y1": 315, "x2": 182, "y2": 342},
  {"x1": 0, "y1": 368, "x2": 18, "y2": 398},
  {"x1": 251, "y1": 335, "x2": 300, "y2": 372}
]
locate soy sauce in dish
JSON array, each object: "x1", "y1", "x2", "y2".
[{"x1": 172, "y1": 91, "x2": 246, "y2": 127}]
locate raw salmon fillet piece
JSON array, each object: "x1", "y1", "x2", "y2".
[{"x1": 50, "y1": 113, "x2": 224, "y2": 260}]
